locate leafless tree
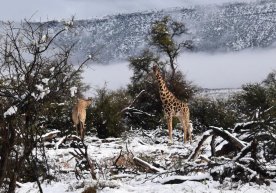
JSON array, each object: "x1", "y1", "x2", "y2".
[{"x1": 0, "y1": 18, "x2": 93, "y2": 193}]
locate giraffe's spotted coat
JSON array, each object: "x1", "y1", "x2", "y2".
[{"x1": 153, "y1": 65, "x2": 192, "y2": 143}]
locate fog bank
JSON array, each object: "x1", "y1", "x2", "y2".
[{"x1": 83, "y1": 48, "x2": 276, "y2": 96}]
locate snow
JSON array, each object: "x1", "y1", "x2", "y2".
[
  {"x1": 16, "y1": 176, "x2": 276, "y2": 193},
  {"x1": 41, "y1": 130, "x2": 60, "y2": 139},
  {"x1": 42, "y1": 78, "x2": 49, "y2": 85},
  {"x1": 50, "y1": 67, "x2": 55, "y2": 72},
  {"x1": 35, "y1": 84, "x2": 44, "y2": 92},
  {"x1": 33, "y1": 84, "x2": 50, "y2": 100},
  {"x1": 159, "y1": 173, "x2": 211, "y2": 184},
  {"x1": 210, "y1": 126, "x2": 247, "y2": 148},
  {"x1": 133, "y1": 156, "x2": 165, "y2": 173},
  {"x1": 14, "y1": 129, "x2": 276, "y2": 193},
  {"x1": 55, "y1": 136, "x2": 67, "y2": 149},
  {"x1": 41, "y1": 34, "x2": 47, "y2": 43},
  {"x1": 70, "y1": 86, "x2": 78, "y2": 97},
  {"x1": 4, "y1": 105, "x2": 18, "y2": 118},
  {"x1": 234, "y1": 121, "x2": 257, "y2": 129}
]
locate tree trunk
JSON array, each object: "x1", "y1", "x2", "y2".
[
  {"x1": 0, "y1": 118, "x2": 16, "y2": 188},
  {"x1": 7, "y1": 172, "x2": 16, "y2": 193},
  {"x1": 211, "y1": 135, "x2": 217, "y2": 157}
]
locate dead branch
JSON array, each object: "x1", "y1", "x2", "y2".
[
  {"x1": 233, "y1": 141, "x2": 253, "y2": 162},
  {"x1": 41, "y1": 130, "x2": 60, "y2": 141},
  {"x1": 210, "y1": 126, "x2": 247, "y2": 150},
  {"x1": 188, "y1": 130, "x2": 213, "y2": 161},
  {"x1": 55, "y1": 135, "x2": 81, "y2": 149},
  {"x1": 161, "y1": 174, "x2": 211, "y2": 184},
  {"x1": 120, "y1": 90, "x2": 145, "y2": 114},
  {"x1": 133, "y1": 157, "x2": 163, "y2": 173},
  {"x1": 69, "y1": 141, "x2": 97, "y2": 180},
  {"x1": 210, "y1": 135, "x2": 217, "y2": 157}
]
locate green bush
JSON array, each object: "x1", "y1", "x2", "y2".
[
  {"x1": 231, "y1": 71, "x2": 276, "y2": 160},
  {"x1": 91, "y1": 87, "x2": 131, "y2": 138},
  {"x1": 233, "y1": 71, "x2": 276, "y2": 120},
  {"x1": 190, "y1": 96, "x2": 237, "y2": 134}
]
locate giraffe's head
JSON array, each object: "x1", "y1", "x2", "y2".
[
  {"x1": 152, "y1": 64, "x2": 160, "y2": 75},
  {"x1": 86, "y1": 97, "x2": 93, "y2": 106},
  {"x1": 78, "y1": 97, "x2": 93, "y2": 108}
]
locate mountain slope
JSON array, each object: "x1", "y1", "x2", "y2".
[{"x1": 41, "y1": 0, "x2": 276, "y2": 63}]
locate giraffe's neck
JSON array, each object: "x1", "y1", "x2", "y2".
[{"x1": 155, "y1": 71, "x2": 172, "y2": 99}]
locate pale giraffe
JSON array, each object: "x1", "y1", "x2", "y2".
[
  {"x1": 72, "y1": 97, "x2": 92, "y2": 141},
  {"x1": 152, "y1": 64, "x2": 192, "y2": 143}
]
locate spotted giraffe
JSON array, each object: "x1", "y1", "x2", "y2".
[{"x1": 152, "y1": 64, "x2": 192, "y2": 143}]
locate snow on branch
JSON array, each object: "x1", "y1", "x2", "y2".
[
  {"x1": 233, "y1": 141, "x2": 253, "y2": 162},
  {"x1": 210, "y1": 126, "x2": 247, "y2": 150},
  {"x1": 188, "y1": 130, "x2": 213, "y2": 161},
  {"x1": 3, "y1": 105, "x2": 18, "y2": 118},
  {"x1": 55, "y1": 135, "x2": 81, "y2": 149},
  {"x1": 160, "y1": 173, "x2": 211, "y2": 184},
  {"x1": 120, "y1": 90, "x2": 151, "y2": 116},
  {"x1": 126, "y1": 107, "x2": 155, "y2": 117},
  {"x1": 133, "y1": 156, "x2": 164, "y2": 173},
  {"x1": 235, "y1": 162, "x2": 257, "y2": 180},
  {"x1": 70, "y1": 86, "x2": 78, "y2": 97},
  {"x1": 41, "y1": 130, "x2": 61, "y2": 141}
]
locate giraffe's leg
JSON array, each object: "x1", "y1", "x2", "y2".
[
  {"x1": 185, "y1": 111, "x2": 192, "y2": 143},
  {"x1": 166, "y1": 116, "x2": 173, "y2": 143},
  {"x1": 76, "y1": 123, "x2": 80, "y2": 137},
  {"x1": 178, "y1": 116, "x2": 187, "y2": 143},
  {"x1": 80, "y1": 122, "x2": 84, "y2": 141},
  {"x1": 82, "y1": 124, "x2": 86, "y2": 142},
  {"x1": 188, "y1": 122, "x2": 192, "y2": 143},
  {"x1": 184, "y1": 120, "x2": 190, "y2": 144}
]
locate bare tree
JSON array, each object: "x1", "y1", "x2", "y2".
[{"x1": 0, "y1": 19, "x2": 93, "y2": 193}]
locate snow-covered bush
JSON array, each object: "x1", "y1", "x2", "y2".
[
  {"x1": 0, "y1": 20, "x2": 91, "y2": 192},
  {"x1": 232, "y1": 71, "x2": 276, "y2": 161}
]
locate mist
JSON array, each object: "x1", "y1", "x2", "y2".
[{"x1": 83, "y1": 47, "x2": 276, "y2": 96}]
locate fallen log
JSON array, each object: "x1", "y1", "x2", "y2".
[
  {"x1": 133, "y1": 157, "x2": 163, "y2": 173},
  {"x1": 160, "y1": 173, "x2": 211, "y2": 184},
  {"x1": 188, "y1": 130, "x2": 213, "y2": 161},
  {"x1": 210, "y1": 126, "x2": 247, "y2": 150},
  {"x1": 55, "y1": 135, "x2": 81, "y2": 149},
  {"x1": 41, "y1": 130, "x2": 60, "y2": 141}
]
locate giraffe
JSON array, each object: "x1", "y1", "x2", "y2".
[
  {"x1": 72, "y1": 97, "x2": 92, "y2": 141},
  {"x1": 152, "y1": 64, "x2": 192, "y2": 143}
]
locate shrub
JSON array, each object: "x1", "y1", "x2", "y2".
[
  {"x1": 232, "y1": 71, "x2": 276, "y2": 160},
  {"x1": 91, "y1": 87, "x2": 131, "y2": 138},
  {"x1": 190, "y1": 96, "x2": 237, "y2": 134}
]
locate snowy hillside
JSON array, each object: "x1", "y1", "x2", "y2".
[{"x1": 30, "y1": 0, "x2": 276, "y2": 63}]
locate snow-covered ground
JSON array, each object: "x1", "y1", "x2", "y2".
[{"x1": 16, "y1": 129, "x2": 276, "y2": 193}]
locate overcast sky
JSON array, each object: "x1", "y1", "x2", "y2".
[{"x1": 0, "y1": 0, "x2": 259, "y2": 21}]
